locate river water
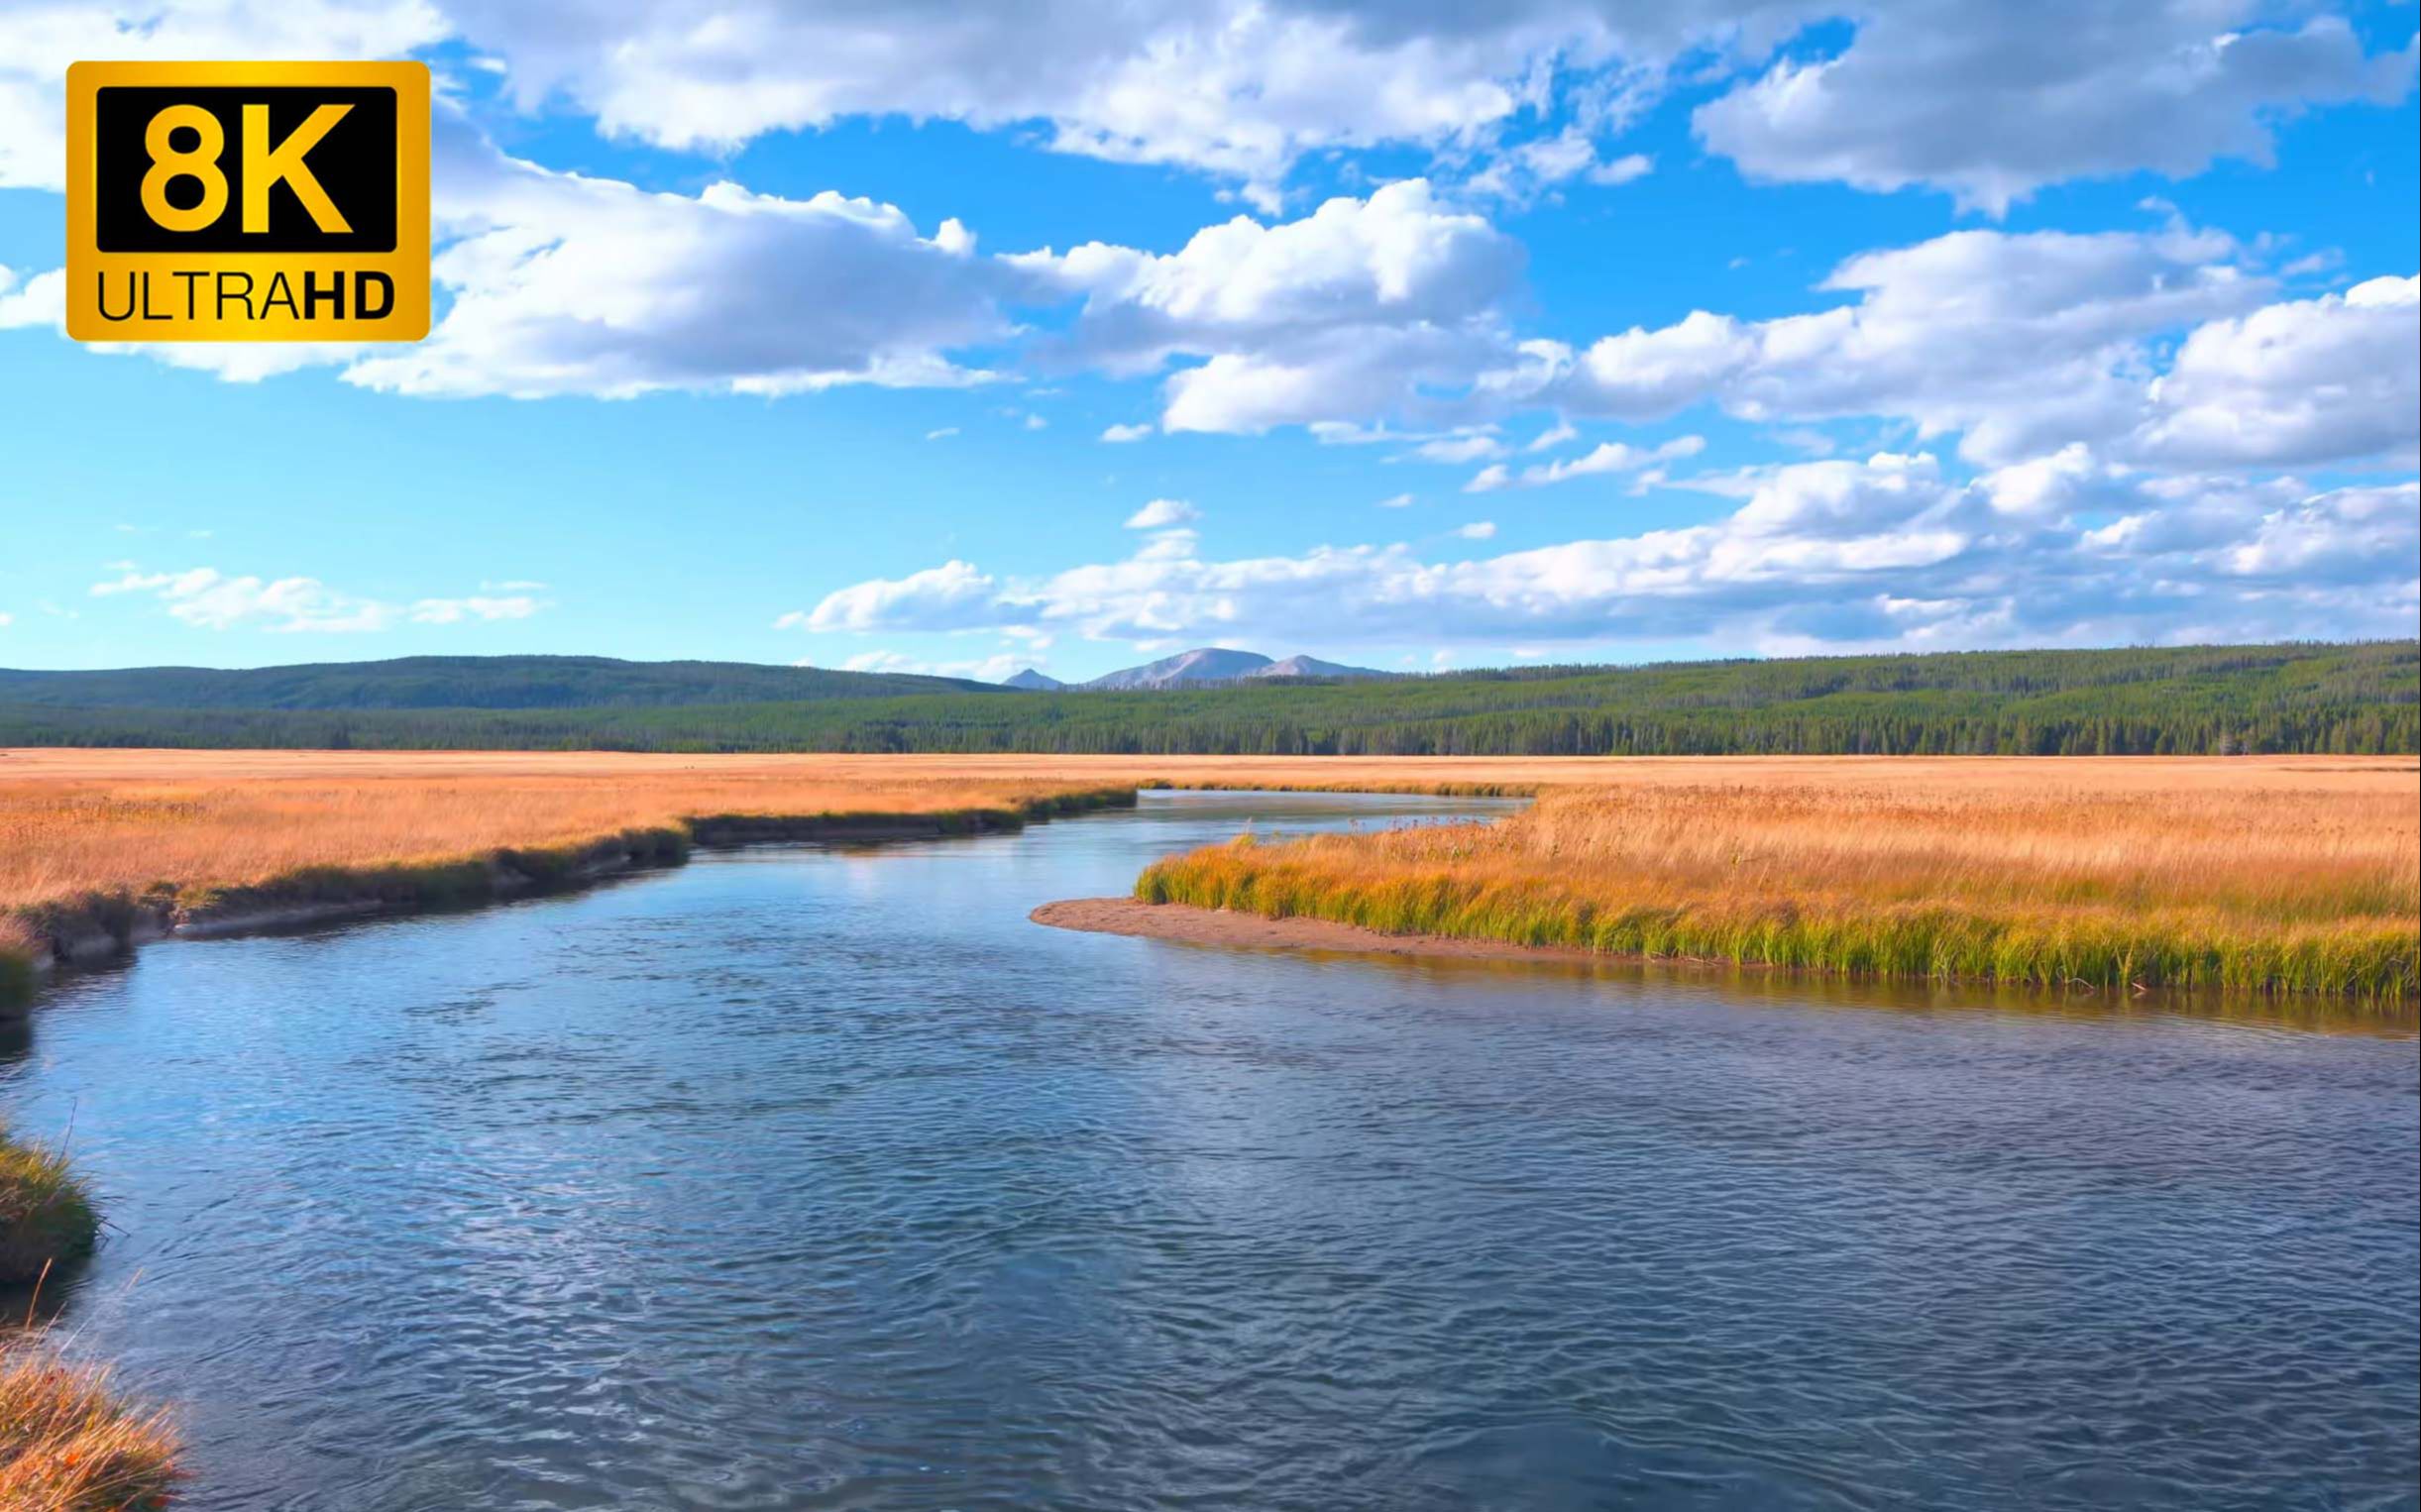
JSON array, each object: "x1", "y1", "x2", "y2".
[{"x1": 5, "y1": 791, "x2": 2415, "y2": 1510}]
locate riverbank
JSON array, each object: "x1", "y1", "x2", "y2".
[
  {"x1": 1033, "y1": 896, "x2": 1606, "y2": 961},
  {"x1": 8, "y1": 750, "x2": 2414, "y2": 1006},
  {"x1": 4, "y1": 780, "x2": 1140, "y2": 1008},
  {"x1": 0, "y1": 1129, "x2": 170, "y2": 1508},
  {"x1": 1134, "y1": 770, "x2": 2421, "y2": 999}
]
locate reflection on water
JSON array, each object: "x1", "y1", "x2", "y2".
[{"x1": 4, "y1": 792, "x2": 2415, "y2": 1511}]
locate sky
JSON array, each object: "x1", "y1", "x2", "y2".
[{"x1": 0, "y1": 0, "x2": 2415, "y2": 683}]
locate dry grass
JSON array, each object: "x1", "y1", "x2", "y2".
[
  {"x1": 1139, "y1": 764, "x2": 2421, "y2": 997},
  {"x1": 0, "y1": 1134, "x2": 93, "y2": 1288},
  {"x1": 0, "y1": 750, "x2": 1156, "y2": 918},
  {"x1": 5, "y1": 750, "x2": 2414, "y2": 999},
  {"x1": 0, "y1": 1342, "x2": 178, "y2": 1511}
]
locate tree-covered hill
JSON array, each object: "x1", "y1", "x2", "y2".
[
  {"x1": 0, "y1": 654, "x2": 993, "y2": 710},
  {"x1": 0, "y1": 641, "x2": 2411, "y2": 756}
]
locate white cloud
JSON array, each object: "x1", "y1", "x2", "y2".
[
  {"x1": 926, "y1": 426, "x2": 960, "y2": 440},
  {"x1": 1468, "y1": 434, "x2": 1705, "y2": 490},
  {"x1": 837, "y1": 649, "x2": 1030, "y2": 683},
  {"x1": 780, "y1": 559, "x2": 1000, "y2": 633},
  {"x1": 1376, "y1": 492, "x2": 1416, "y2": 508},
  {"x1": 86, "y1": 566, "x2": 555, "y2": 632},
  {"x1": 6, "y1": 0, "x2": 2410, "y2": 218},
  {"x1": 338, "y1": 124, "x2": 1021, "y2": 398},
  {"x1": 786, "y1": 452, "x2": 2419, "y2": 654},
  {"x1": 1504, "y1": 224, "x2": 2287, "y2": 466},
  {"x1": 1125, "y1": 498, "x2": 1200, "y2": 529},
  {"x1": 2129, "y1": 274, "x2": 2419, "y2": 470},
  {"x1": 1017, "y1": 178, "x2": 1522, "y2": 432},
  {"x1": 0, "y1": 0, "x2": 445, "y2": 193},
  {"x1": 1412, "y1": 432, "x2": 1508, "y2": 464},
  {"x1": 409, "y1": 594, "x2": 546, "y2": 623},
  {"x1": 90, "y1": 567, "x2": 393, "y2": 632},
  {"x1": 1695, "y1": 7, "x2": 2419, "y2": 215},
  {"x1": 0, "y1": 265, "x2": 62, "y2": 329},
  {"x1": 1100, "y1": 422, "x2": 1155, "y2": 442},
  {"x1": 1456, "y1": 520, "x2": 1497, "y2": 539}
]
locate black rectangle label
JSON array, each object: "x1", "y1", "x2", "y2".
[{"x1": 93, "y1": 85, "x2": 397, "y2": 254}]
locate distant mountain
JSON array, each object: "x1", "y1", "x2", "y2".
[
  {"x1": 1082, "y1": 648, "x2": 1275, "y2": 690},
  {"x1": 1080, "y1": 647, "x2": 1391, "y2": 690},
  {"x1": 1244, "y1": 655, "x2": 1391, "y2": 681},
  {"x1": 1000, "y1": 668, "x2": 1065, "y2": 691},
  {"x1": 0, "y1": 655, "x2": 998, "y2": 710}
]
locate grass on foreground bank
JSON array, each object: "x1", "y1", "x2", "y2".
[
  {"x1": 0, "y1": 754, "x2": 1148, "y2": 1004},
  {"x1": 1138, "y1": 772, "x2": 2421, "y2": 998},
  {"x1": 0, "y1": 1344, "x2": 180, "y2": 1512},
  {"x1": 0, "y1": 1130, "x2": 172, "y2": 1512}
]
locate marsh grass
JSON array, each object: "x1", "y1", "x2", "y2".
[
  {"x1": 1139, "y1": 779, "x2": 2420, "y2": 997},
  {"x1": 0, "y1": 1134, "x2": 94, "y2": 1287},
  {"x1": 0, "y1": 1342, "x2": 179, "y2": 1511},
  {"x1": 0, "y1": 754, "x2": 1141, "y2": 995}
]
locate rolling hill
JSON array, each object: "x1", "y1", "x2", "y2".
[
  {"x1": 0, "y1": 655, "x2": 994, "y2": 710},
  {"x1": 0, "y1": 642, "x2": 2410, "y2": 757}
]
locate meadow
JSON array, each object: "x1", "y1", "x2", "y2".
[
  {"x1": 6, "y1": 748, "x2": 2412, "y2": 1003},
  {"x1": 1138, "y1": 759, "x2": 2421, "y2": 998}
]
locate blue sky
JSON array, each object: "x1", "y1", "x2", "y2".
[{"x1": 1, "y1": 1, "x2": 2416, "y2": 682}]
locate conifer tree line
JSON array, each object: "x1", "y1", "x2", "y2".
[{"x1": 1, "y1": 641, "x2": 2410, "y2": 757}]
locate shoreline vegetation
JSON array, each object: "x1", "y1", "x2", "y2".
[
  {"x1": 5, "y1": 749, "x2": 2412, "y2": 1006},
  {"x1": 3, "y1": 760, "x2": 1146, "y2": 1007},
  {"x1": 1133, "y1": 770, "x2": 2420, "y2": 999},
  {"x1": 0, "y1": 1129, "x2": 176, "y2": 1510}
]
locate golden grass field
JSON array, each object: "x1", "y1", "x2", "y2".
[
  {"x1": 3, "y1": 747, "x2": 2413, "y2": 999},
  {"x1": 1139, "y1": 757, "x2": 2420, "y2": 997}
]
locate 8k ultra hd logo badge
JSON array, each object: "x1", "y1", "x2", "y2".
[{"x1": 65, "y1": 60, "x2": 430, "y2": 342}]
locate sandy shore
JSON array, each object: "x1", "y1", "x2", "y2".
[{"x1": 1031, "y1": 897, "x2": 1605, "y2": 961}]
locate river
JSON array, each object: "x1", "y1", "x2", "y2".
[{"x1": 5, "y1": 791, "x2": 2415, "y2": 1510}]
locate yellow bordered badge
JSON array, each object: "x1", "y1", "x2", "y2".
[{"x1": 65, "y1": 60, "x2": 430, "y2": 342}]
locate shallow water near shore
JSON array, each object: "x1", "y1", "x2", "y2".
[{"x1": 5, "y1": 790, "x2": 2416, "y2": 1510}]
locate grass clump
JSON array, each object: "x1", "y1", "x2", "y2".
[
  {"x1": 0, "y1": 1134, "x2": 96, "y2": 1287},
  {"x1": 1137, "y1": 776, "x2": 2420, "y2": 999},
  {"x1": 0, "y1": 1342, "x2": 179, "y2": 1511}
]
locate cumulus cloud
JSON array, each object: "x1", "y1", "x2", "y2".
[
  {"x1": 1504, "y1": 224, "x2": 2272, "y2": 465},
  {"x1": 1125, "y1": 498, "x2": 1201, "y2": 529},
  {"x1": 1468, "y1": 434, "x2": 1705, "y2": 490},
  {"x1": 2129, "y1": 274, "x2": 2419, "y2": 470},
  {"x1": 1015, "y1": 178, "x2": 1522, "y2": 433},
  {"x1": 1100, "y1": 423, "x2": 1155, "y2": 442},
  {"x1": 0, "y1": 266, "x2": 62, "y2": 329},
  {"x1": 87, "y1": 566, "x2": 556, "y2": 632},
  {"x1": 90, "y1": 567, "x2": 389, "y2": 632},
  {"x1": 340, "y1": 125, "x2": 1022, "y2": 398},
  {"x1": 408, "y1": 594, "x2": 546, "y2": 623},
  {"x1": 784, "y1": 453, "x2": 2420, "y2": 654},
  {"x1": 1695, "y1": 5, "x2": 2419, "y2": 215},
  {"x1": 836, "y1": 649, "x2": 1031, "y2": 683},
  {"x1": 6, "y1": 0, "x2": 2409, "y2": 215},
  {"x1": 0, "y1": 0, "x2": 445, "y2": 192},
  {"x1": 779, "y1": 559, "x2": 1000, "y2": 633}
]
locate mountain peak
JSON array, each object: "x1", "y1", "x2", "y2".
[
  {"x1": 1000, "y1": 667, "x2": 1066, "y2": 691},
  {"x1": 1081, "y1": 647, "x2": 1273, "y2": 691},
  {"x1": 1076, "y1": 647, "x2": 1390, "y2": 690}
]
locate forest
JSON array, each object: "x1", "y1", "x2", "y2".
[{"x1": 1, "y1": 641, "x2": 2411, "y2": 757}]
